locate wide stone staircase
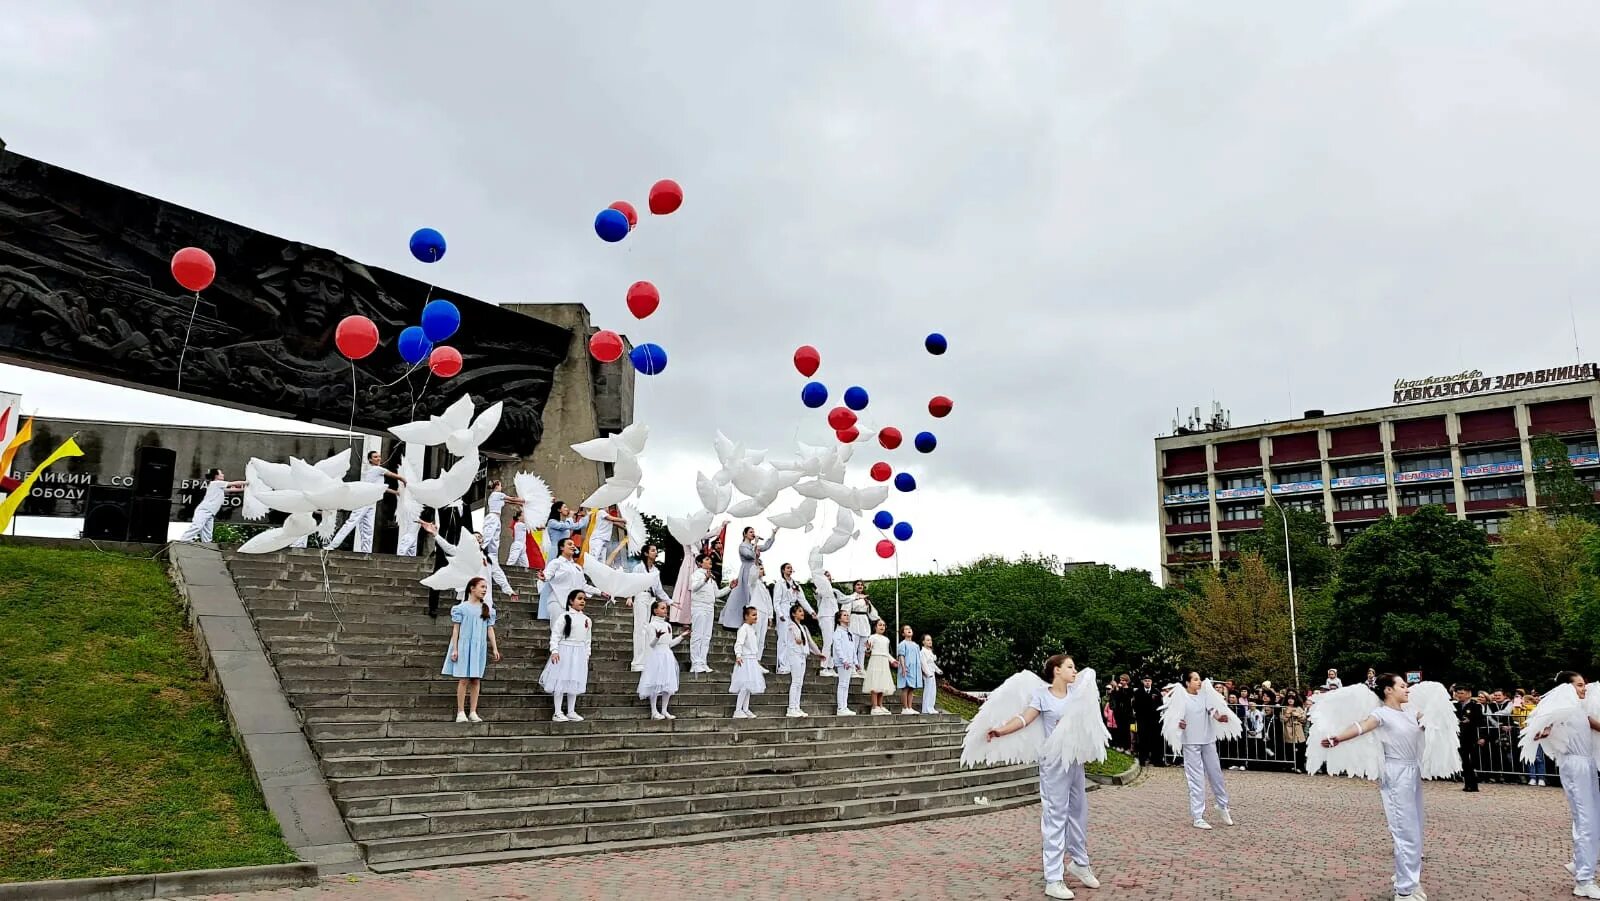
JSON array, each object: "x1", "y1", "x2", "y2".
[{"x1": 222, "y1": 548, "x2": 1038, "y2": 872}]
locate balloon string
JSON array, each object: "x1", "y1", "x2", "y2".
[
  {"x1": 378, "y1": 361, "x2": 422, "y2": 388},
  {"x1": 174, "y1": 292, "x2": 200, "y2": 393},
  {"x1": 411, "y1": 370, "x2": 433, "y2": 420},
  {"x1": 347, "y1": 360, "x2": 358, "y2": 447}
]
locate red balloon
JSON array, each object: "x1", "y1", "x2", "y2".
[
  {"x1": 626, "y1": 281, "x2": 660, "y2": 319},
  {"x1": 827, "y1": 406, "x2": 857, "y2": 430},
  {"x1": 334, "y1": 315, "x2": 379, "y2": 360},
  {"x1": 869, "y1": 462, "x2": 892, "y2": 482},
  {"x1": 793, "y1": 345, "x2": 820, "y2": 377},
  {"x1": 929, "y1": 395, "x2": 954, "y2": 418},
  {"x1": 609, "y1": 200, "x2": 638, "y2": 229},
  {"x1": 171, "y1": 247, "x2": 216, "y2": 292},
  {"x1": 876, "y1": 539, "x2": 896, "y2": 559},
  {"x1": 835, "y1": 426, "x2": 860, "y2": 443},
  {"x1": 648, "y1": 179, "x2": 683, "y2": 215},
  {"x1": 428, "y1": 346, "x2": 463, "y2": 378},
  {"x1": 878, "y1": 427, "x2": 903, "y2": 450},
  {"x1": 589, "y1": 329, "x2": 624, "y2": 363}
]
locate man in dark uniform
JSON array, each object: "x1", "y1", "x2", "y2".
[
  {"x1": 1110, "y1": 673, "x2": 1134, "y2": 751},
  {"x1": 1132, "y1": 675, "x2": 1165, "y2": 766},
  {"x1": 1454, "y1": 684, "x2": 1486, "y2": 792}
]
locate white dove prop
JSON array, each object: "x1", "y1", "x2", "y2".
[
  {"x1": 389, "y1": 394, "x2": 503, "y2": 457},
  {"x1": 406, "y1": 454, "x2": 480, "y2": 510},
  {"x1": 767, "y1": 498, "x2": 818, "y2": 532},
  {"x1": 582, "y1": 448, "x2": 643, "y2": 508},
  {"x1": 666, "y1": 511, "x2": 715, "y2": 548},
  {"x1": 237, "y1": 512, "x2": 319, "y2": 554},
  {"x1": 571, "y1": 423, "x2": 649, "y2": 463},
  {"x1": 817, "y1": 506, "x2": 859, "y2": 554},
  {"x1": 696, "y1": 471, "x2": 732, "y2": 515},
  {"x1": 420, "y1": 531, "x2": 488, "y2": 592},
  {"x1": 393, "y1": 443, "x2": 427, "y2": 532}
]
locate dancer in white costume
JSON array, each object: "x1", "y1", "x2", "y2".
[
  {"x1": 830, "y1": 610, "x2": 860, "y2": 715},
  {"x1": 963, "y1": 654, "x2": 1109, "y2": 900},
  {"x1": 1520, "y1": 671, "x2": 1600, "y2": 899},
  {"x1": 327, "y1": 451, "x2": 405, "y2": 553},
  {"x1": 771, "y1": 563, "x2": 813, "y2": 675},
  {"x1": 1311, "y1": 674, "x2": 1460, "y2": 901},
  {"x1": 813, "y1": 569, "x2": 847, "y2": 677},
  {"x1": 540, "y1": 591, "x2": 592, "y2": 723},
  {"x1": 687, "y1": 553, "x2": 732, "y2": 673},
  {"x1": 479, "y1": 479, "x2": 524, "y2": 559},
  {"x1": 1159, "y1": 671, "x2": 1240, "y2": 829},
  {"x1": 179, "y1": 468, "x2": 246, "y2": 542},
  {"x1": 637, "y1": 600, "x2": 685, "y2": 720},
  {"x1": 503, "y1": 511, "x2": 531, "y2": 568},
  {"x1": 844, "y1": 580, "x2": 880, "y2": 676},
  {"x1": 778, "y1": 603, "x2": 822, "y2": 717},
  {"x1": 730, "y1": 606, "x2": 767, "y2": 718},
  {"x1": 538, "y1": 537, "x2": 594, "y2": 627},
  {"x1": 628, "y1": 544, "x2": 673, "y2": 672},
  {"x1": 919, "y1": 634, "x2": 943, "y2": 714}
]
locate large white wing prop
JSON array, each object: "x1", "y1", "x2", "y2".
[
  {"x1": 1042, "y1": 667, "x2": 1111, "y2": 767},
  {"x1": 622, "y1": 503, "x2": 649, "y2": 553},
  {"x1": 1518, "y1": 683, "x2": 1600, "y2": 763},
  {"x1": 1203, "y1": 680, "x2": 1244, "y2": 741},
  {"x1": 1159, "y1": 684, "x2": 1186, "y2": 753},
  {"x1": 1306, "y1": 684, "x2": 1384, "y2": 780},
  {"x1": 961, "y1": 671, "x2": 1048, "y2": 767},
  {"x1": 513, "y1": 472, "x2": 553, "y2": 523},
  {"x1": 1404, "y1": 681, "x2": 1461, "y2": 779}
]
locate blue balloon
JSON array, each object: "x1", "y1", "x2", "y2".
[
  {"x1": 844, "y1": 386, "x2": 869, "y2": 411},
  {"x1": 895, "y1": 472, "x2": 917, "y2": 493},
  {"x1": 420, "y1": 299, "x2": 461, "y2": 343},
  {"x1": 595, "y1": 208, "x2": 630, "y2": 243},
  {"x1": 893, "y1": 521, "x2": 913, "y2": 541},
  {"x1": 801, "y1": 381, "x2": 829, "y2": 409},
  {"x1": 925, "y1": 332, "x2": 947, "y2": 355},
  {"x1": 873, "y1": 510, "x2": 894, "y2": 530},
  {"x1": 409, "y1": 228, "x2": 446, "y2": 263},
  {"x1": 915, "y1": 431, "x2": 937, "y2": 453},
  {"x1": 397, "y1": 326, "x2": 433, "y2": 365},
  {"x1": 630, "y1": 342, "x2": 669, "y2": 376}
]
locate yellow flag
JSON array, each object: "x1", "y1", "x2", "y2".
[
  {"x1": 0, "y1": 415, "x2": 34, "y2": 478},
  {"x1": 0, "y1": 437, "x2": 84, "y2": 534}
]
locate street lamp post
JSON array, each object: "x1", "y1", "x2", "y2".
[{"x1": 1282, "y1": 508, "x2": 1301, "y2": 692}]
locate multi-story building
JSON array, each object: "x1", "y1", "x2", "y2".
[{"x1": 1154, "y1": 364, "x2": 1600, "y2": 584}]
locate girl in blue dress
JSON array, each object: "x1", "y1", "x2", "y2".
[
  {"x1": 897, "y1": 624, "x2": 924, "y2": 714},
  {"x1": 443, "y1": 577, "x2": 501, "y2": 723}
]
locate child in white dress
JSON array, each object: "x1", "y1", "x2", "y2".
[
  {"x1": 863, "y1": 618, "x2": 896, "y2": 714},
  {"x1": 539, "y1": 591, "x2": 592, "y2": 723},
  {"x1": 637, "y1": 600, "x2": 686, "y2": 720},
  {"x1": 920, "y1": 634, "x2": 944, "y2": 714},
  {"x1": 730, "y1": 606, "x2": 767, "y2": 718}
]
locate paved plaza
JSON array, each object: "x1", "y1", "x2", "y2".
[{"x1": 176, "y1": 767, "x2": 1576, "y2": 900}]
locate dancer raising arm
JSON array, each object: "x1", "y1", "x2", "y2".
[
  {"x1": 720, "y1": 527, "x2": 776, "y2": 630},
  {"x1": 963, "y1": 654, "x2": 1110, "y2": 900},
  {"x1": 1520, "y1": 671, "x2": 1600, "y2": 899},
  {"x1": 480, "y1": 479, "x2": 524, "y2": 559}
]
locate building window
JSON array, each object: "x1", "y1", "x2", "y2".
[
  {"x1": 1398, "y1": 485, "x2": 1455, "y2": 507},
  {"x1": 1334, "y1": 461, "x2": 1384, "y2": 479},
  {"x1": 1221, "y1": 532, "x2": 1249, "y2": 552},
  {"x1": 1337, "y1": 491, "x2": 1388, "y2": 511},
  {"x1": 1281, "y1": 497, "x2": 1324, "y2": 513},
  {"x1": 1338, "y1": 523, "x2": 1372, "y2": 540},
  {"x1": 1274, "y1": 467, "x2": 1321, "y2": 485},
  {"x1": 1472, "y1": 514, "x2": 1510, "y2": 535},
  {"x1": 1395, "y1": 454, "x2": 1452, "y2": 474},
  {"x1": 1220, "y1": 504, "x2": 1262, "y2": 521},
  {"x1": 1166, "y1": 479, "x2": 1206, "y2": 496},
  {"x1": 1462, "y1": 447, "x2": 1521, "y2": 467},
  {"x1": 1174, "y1": 537, "x2": 1212, "y2": 555},
  {"x1": 1170, "y1": 508, "x2": 1209, "y2": 525},
  {"x1": 1578, "y1": 470, "x2": 1600, "y2": 489},
  {"x1": 1566, "y1": 437, "x2": 1599, "y2": 456},
  {"x1": 1218, "y1": 474, "x2": 1264, "y2": 491},
  {"x1": 1467, "y1": 479, "x2": 1526, "y2": 501}
]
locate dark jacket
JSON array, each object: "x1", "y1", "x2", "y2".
[{"x1": 1455, "y1": 699, "x2": 1486, "y2": 746}]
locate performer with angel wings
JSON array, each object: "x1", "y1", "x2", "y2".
[
  {"x1": 1519, "y1": 671, "x2": 1600, "y2": 899},
  {"x1": 1159, "y1": 672, "x2": 1241, "y2": 829},
  {"x1": 962, "y1": 654, "x2": 1109, "y2": 900},
  {"x1": 1311, "y1": 674, "x2": 1459, "y2": 901}
]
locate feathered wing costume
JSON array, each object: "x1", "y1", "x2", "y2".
[
  {"x1": 1520, "y1": 683, "x2": 1600, "y2": 765},
  {"x1": 1406, "y1": 681, "x2": 1462, "y2": 780},
  {"x1": 1158, "y1": 679, "x2": 1242, "y2": 753},
  {"x1": 1305, "y1": 684, "x2": 1385, "y2": 779},
  {"x1": 1042, "y1": 667, "x2": 1111, "y2": 767},
  {"x1": 962, "y1": 671, "x2": 1048, "y2": 767}
]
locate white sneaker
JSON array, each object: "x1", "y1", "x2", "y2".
[
  {"x1": 1193, "y1": 819, "x2": 1211, "y2": 829},
  {"x1": 1574, "y1": 882, "x2": 1600, "y2": 899},
  {"x1": 663, "y1": 711, "x2": 676, "y2": 720},
  {"x1": 821, "y1": 668, "x2": 836, "y2": 677},
  {"x1": 1217, "y1": 807, "x2": 1234, "y2": 826},
  {"x1": 1044, "y1": 881, "x2": 1075, "y2": 900},
  {"x1": 454, "y1": 711, "x2": 468, "y2": 723},
  {"x1": 565, "y1": 712, "x2": 583, "y2": 722},
  {"x1": 871, "y1": 707, "x2": 891, "y2": 716},
  {"x1": 837, "y1": 708, "x2": 856, "y2": 716},
  {"x1": 901, "y1": 708, "x2": 917, "y2": 715},
  {"x1": 1568, "y1": 862, "x2": 1578, "y2": 876},
  {"x1": 1066, "y1": 862, "x2": 1100, "y2": 889},
  {"x1": 467, "y1": 712, "x2": 483, "y2": 723},
  {"x1": 787, "y1": 708, "x2": 805, "y2": 718},
  {"x1": 552, "y1": 712, "x2": 569, "y2": 723},
  {"x1": 795, "y1": 709, "x2": 808, "y2": 717},
  {"x1": 651, "y1": 712, "x2": 666, "y2": 720}
]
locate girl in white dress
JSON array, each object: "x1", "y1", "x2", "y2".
[
  {"x1": 730, "y1": 606, "x2": 767, "y2": 718},
  {"x1": 628, "y1": 544, "x2": 673, "y2": 672},
  {"x1": 920, "y1": 634, "x2": 944, "y2": 714},
  {"x1": 863, "y1": 618, "x2": 896, "y2": 714},
  {"x1": 540, "y1": 591, "x2": 592, "y2": 723},
  {"x1": 637, "y1": 600, "x2": 686, "y2": 720}
]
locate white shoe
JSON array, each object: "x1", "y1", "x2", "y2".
[
  {"x1": 454, "y1": 711, "x2": 468, "y2": 723},
  {"x1": 1217, "y1": 807, "x2": 1233, "y2": 826},
  {"x1": 821, "y1": 668, "x2": 836, "y2": 677},
  {"x1": 795, "y1": 709, "x2": 809, "y2": 717},
  {"x1": 663, "y1": 711, "x2": 676, "y2": 720},
  {"x1": 467, "y1": 712, "x2": 483, "y2": 723},
  {"x1": 871, "y1": 707, "x2": 890, "y2": 716},
  {"x1": 1193, "y1": 819, "x2": 1211, "y2": 830},
  {"x1": 759, "y1": 665, "x2": 770, "y2": 674},
  {"x1": 1574, "y1": 882, "x2": 1600, "y2": 899},
  {"x1": 1569, "y1": 862, "x2": 1578, "y2": 876},
  {"x1": 565, "y1": 712, "x2": 583, "y2": 722},
  {"x1": 1066, "y1": 862, "x2": 1100, "y2": 889},
  {"x1": 787, "y1": 709, "x2": 805, "y2": 718},
  {"x1": 776, "y1": 669, "x2": 790, "y2": 675},
  {"x1": 651, "y1": 712, "x2": 666, "y2": 720},
  {"x1": 901, "y1": 708, "x2": 917, "y2": 715},
  {"x1": 837, "y1": 708, "x2": 856, "y2": 716},
  {"x1": 1044, "y1": 881, "x2": 1075, "y2": 900},
  {"x1": 552, "y1": 712, "x2": 569, "y2": 723}
]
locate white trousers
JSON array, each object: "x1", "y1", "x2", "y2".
[
  {"x1": 504, "y1": 538, "x2": 527, "y2": 568},
  {"x1": 1182, "y1": 743, "x2": 1230, "y2": 822},
  {"x1": 396, "y1": 522, "x2": 419, "y2": 557},
  {"x1": 754, "y1": 608, "x2": 771, "y2": 663},
  {"x1": 690, "y1": 605, "x2": 713, "y2": 670},
  {"x1": 921, "y1": 679, "x2": 938, "y2": 713},
  {"x1": 1377, "y1": 760, "x2": 1423, "y2": 896},
  {"x1": 630, "y1": 594, "x2": 651, "y2": 671},
  {"x1": 788, "y1": 660, "x2": 806, "y2": 710},
  {"x1": 819, "y1": 624, "x2": 834, "y2": 667},
  {"x1": 1040, "y1": 758, "x2": 1090, "y2": 883},
  {"x1": 180, "y1": 510, "x2": 217, "y2": 542},
  {"x1": 482, "y1": 516, "x2": 501, "y2": 557},
  {"x1": 329, "y1": 505, "x2": 375, "y2": 553},
  {"x1": 852, "y1": 630, "x2": 868, "y2": 670},
  {"x1": 1561, "y1": 754, "x2": 1600, "y2": 883},
  {"x1": 836, "y1": 669, "x2": 853, "y2": 711}
]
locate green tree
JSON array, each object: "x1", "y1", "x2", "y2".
[
  {"x1": 1325, "y1": 506, "x2": 1521, "y2": 685},
  {"x1": 1531, "y1": 434, "x2": 1599, "y2": 523},
  {"x1": 1237, "y1": 502, "x2": 1337, "y2": 590},
  {"x1": 1180, "y1": 553, "x2": 1296, "y2": 687},
  {"x1": 1493, "y1": 509, "x2": 1595, "y2": 682}
]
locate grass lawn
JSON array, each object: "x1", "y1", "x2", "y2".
[
  {"x1": 0, "y1": 543, "x2": 295, "y2": 883},
  {"x1": 935, "y1": 688, "x2": 1137, "y2": 778}
]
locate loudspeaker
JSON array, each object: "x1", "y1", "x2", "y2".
[
  {"x1": 83, "y1": 484, "x2": 132, "y2": 540},
  {"x1": 133, "y1": 445, "x2": 177, "y2": 499},
  {"x1": 127, "y1": 496, "x2": 173, "y2": 543}
]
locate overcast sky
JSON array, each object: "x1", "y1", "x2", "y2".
[{"x1": 4, "y1": 2, "x2": 1600, "y2": 578}]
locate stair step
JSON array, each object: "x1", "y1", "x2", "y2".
[{"x1": 303, "y1": 715, "x2": 964, "y2": 741}]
